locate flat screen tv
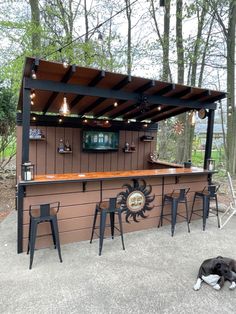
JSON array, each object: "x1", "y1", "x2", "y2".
[{"x1": 83, "y1": 130, "x2": 119, "y2": 151}]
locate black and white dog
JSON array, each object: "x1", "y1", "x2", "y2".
[{"x1": 194, "y1": 256, "x2": 236, "y2": 291}]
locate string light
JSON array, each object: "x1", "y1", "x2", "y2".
[
  {"x1": 31, "y1": 100, "x2": 34, "y2": 105},
  {"x1": 30, "y1": 91, "x2": 36, "y2": 99},
  {"x1": 32, "y1": 116, "x2": 36, "y2": 121},
  {"x1": 157, "y1": 106, "x2": 161, "y2": 111},
  {"x1": 59, "y1": 95, "x2": 70, "y2": 116},
  {"x1": 31, "y1": 70, "x2": 37, "y2": 79},
  {"x1": 59, "y1": 118, "x2": 63, "y2": 123},
  {"x1": 114, "y1": 101, "x2": 118, "y2": 107},
  {"x1": 190, "y1": 110, "x2": 196, "y2": 126}
]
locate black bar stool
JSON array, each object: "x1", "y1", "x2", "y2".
[
  {"x1": 90, "y1": 197, "x2": 125, "y2": 255},
  {"x1": 189, "y1": 185, "x2": 220, "y2": 230},
  {"x1": 27, "y1": 202, "x2": 62, "y2": 269},
  {"x1": 158, "y1": 188, "x2": 190, "y2": 236}
]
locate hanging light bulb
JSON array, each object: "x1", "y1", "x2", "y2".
[
  {"x1": 190, "y1": 110, "x2": 196, "y2": 126},
  {"x1": 59, "y1": 95, "x2": 70, "y2": 116},
  {"x1": 114, "y1": 101, "x2": 118, "y2": 107},
  {"x1": 62, "y1": 59, "x2": 69, "y2": 69},
  {"x1": 157, "y1": 106, "x2": 161, "y2": 111},
  {"x1": 30, "y1": 90, "x2": 36, "y2": 99},
  {"x1": 31, "y1": 100, "x2": 34, "y2": 105},
  {"x1": 98, "y1": 31, "x2": 103, "y2": 43},
  {"x1": 31, "y1": 70, "x2": 37, "y2": 79}
]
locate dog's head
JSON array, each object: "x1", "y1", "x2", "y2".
[{"x1": 214, "y1": 262, "x2": 236, "y2": 281}]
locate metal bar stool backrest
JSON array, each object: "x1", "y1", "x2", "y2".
[
  {"x1": 108, "y1": 197, "x2": 117, "y2": 212},
  {"x1": 29, "y1": 202, "x2": 60, "y2": 218},
  {"x1": 208, "y1": 185, "x2": 220, "y2": 197},
  {"x1": 176, "y1": 188, "x2": 190, "y2": 202}
]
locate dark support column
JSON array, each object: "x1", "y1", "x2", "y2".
[
  {"x1": 22, "y1": 84, "x2": 31, "y2": 164},
  {"x1": 204, "y1": 109, "x2": 215, "y2": 169},
  {"x1": 17, "y1": 184, "x2": 24, "y2": 253}
]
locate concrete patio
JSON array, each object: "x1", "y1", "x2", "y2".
[{"x1": 1, "y1": 211, "x2": 236, "y2": 314}]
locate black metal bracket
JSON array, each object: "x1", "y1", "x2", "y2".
[
  {"x1": 82, "y1": 181, "x2": 87, "y2": 192},
  {"x1": 175, "y1": 176, "x2": 181, "y2": 184}
]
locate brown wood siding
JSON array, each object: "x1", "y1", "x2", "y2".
[
  {"x1": 17, "y1": 126, "x2": 157, "y2": 175},
  {"x1": 21, "y1": 174, "x2": 208, "y2": 251}
]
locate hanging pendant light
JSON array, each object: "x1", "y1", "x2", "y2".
[
  {"x1": 190, "y1": 110, "x2": 196, "y2": 126},
  {"x1": 59, "y1": 95, "x2": 70, "y2": 116}
]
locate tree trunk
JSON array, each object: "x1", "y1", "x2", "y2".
[
  {"x1": 29, "y1": 0, "x2": 41, "y2": 53},
  {"x1": 125, "y1": 0, "x2": 132, "y2": 75},
  {"x1": 227, "y1": 0, "x2": 236, "y2": 173}
]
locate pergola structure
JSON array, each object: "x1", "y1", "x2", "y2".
[{"x1": 18, "y1": 57, "x2": 226, "y2": 169}]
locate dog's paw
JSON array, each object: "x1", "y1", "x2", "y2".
[
  {"x1": 193, "y1": 284, "x2": 200, "y2": 291},
  {"x1": 193, "y1": 279, "x2": 202, "y2": 291},
  {"x1": 213, "y1": 284, "x2": 221, "y2": 290},
  {"x1": 229, "y1": 282, "x2": 236, "y2": 290}
]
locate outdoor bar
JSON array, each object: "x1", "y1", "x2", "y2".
[{"x1": 16, "y1": 57, "x2": 226, "y2": 253}]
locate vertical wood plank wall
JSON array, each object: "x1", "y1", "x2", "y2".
[
  {"x1": 16, "y1": 126, "x2": 157, "y2": 175},
  {"x1": 22, "y1": 174, "x2": 208, "y2": 251}
]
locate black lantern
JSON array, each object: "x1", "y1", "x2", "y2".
[
  {"x1": 22, "y1": 162, "x2": 35, "y2": 181},
  {"x1": 160, "y1": 0, "x2": 165, "y2": 6},
  {"x1": 207, "y1": 158, "x2": 215, "y2": 171}
]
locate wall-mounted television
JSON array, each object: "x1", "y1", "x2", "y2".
[{"x1": 82, "y1": 130, "x2": 119, "y2": 151}]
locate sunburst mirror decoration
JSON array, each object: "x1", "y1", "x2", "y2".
[
  {"x1": 117, "y1": 179, "x2": 155, "y2": 223},
  {"x1": 173, "y1": 121, "x2": 184, "y2": 135}
]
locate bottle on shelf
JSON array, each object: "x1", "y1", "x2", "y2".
[
  {"x1": 124, "y1": 142, "x2": 130, "y2": 152},
  {"x1": 130, "y1": 141, "x2": 136, "y2": 151},
  {"x1": 65, "y1": 139, "x2": 71, "y2": 151},
  {"x1": 58, "y1": 138, "x2": 64, "y2": 152}
]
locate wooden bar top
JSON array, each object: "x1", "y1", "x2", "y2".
[{"x1": 19, "y1": 167, "x2": 213, "y2": 186}]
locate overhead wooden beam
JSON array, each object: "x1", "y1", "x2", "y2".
[
  {"x1": 42, "y1": 64, "x2": 76, "y2": 114},
  {"x1": 25, "y1": 78, "x2": 218, "y2": 110},
  {"x1": 170, "y1": 87, "x2": 192, "y2": 98},
  {"x1": 70, "y1": 70, "x2": 106, "y2": 110},
  {"x1": 134, "y1": 80, "x2": 155, "y2": 93},
  {"x1": 151, "y1": 107, "x2": 188, "y2": 122},
  {"x1": 84, "y1": 75, "x2": 131, "y2": 118},
  {"x1": 78, "y1": 97, "x2": 106, "y2": 116},
  {"x1": 136, "y1": 106, "x2": 171, "y2": 121},
  {"x1": 187, "y1": 90, "x2": 211, "y2": 101},
  {"x1": 155, "y1": 83, "x2": 175, "y2": 95},
  {"x1": 109, "y1": 103, "x2": 138, "y2": 119},
  {"x1": 94, "y1": 100, "x2": 127, "y2": 118}
]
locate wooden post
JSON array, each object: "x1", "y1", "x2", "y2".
[{"x1": 204, "y1": 109, "x2": 215, "y2": 169}]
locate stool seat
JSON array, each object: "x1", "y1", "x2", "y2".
[
  {"x1": 27, "y1": 202, "x2": 62, "y2": 269},
  {"x1": 90, "y1": 197, "x2": 125, "y2": 255},
  {"x1": 158, "y1": 188, "x2": 190, "y2": 236},
  {"x1": 189, "y1": 185, "x2": 220, "y2": 230},
  {"x1": 98, "y1": 201, "x2": 120, "y2": 211}
]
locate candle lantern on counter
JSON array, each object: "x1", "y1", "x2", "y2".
[
  {"x1": 207, "y1": 158, "x2": 215, "y2": 171},
  {"x1": 22, "y1": 162, "x2": 35, "y2": 181}
]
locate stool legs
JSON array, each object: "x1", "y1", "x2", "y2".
[
  {"x1": 189, "y1": 194, "x2": 196, "y2": 224},
  {"x1": 171, "y1": 199, "x2": 178, "y2": 236},
  {"x1": 185, "y1": 198, "x2": 190, "y2": 233},
  {"x1": 158, "y1": 196, "x2": 166, "y2": 228},
  {"x1": 110, "y1": 212, "x2": 115, "y2": 239},
  {"x1": 215, "y1": 195, "x2": 220, "y2": 228},
  {"x1": 29, "y1": 220, "x2": 38, "y2": 270},
  {"x1": 51, "y1": 216, "x2": 63, "y2": 263},
  {"x1": 50, "y1": 220, "x2": 56, "y2": 249},
  {"x1": 90, "y1": 206, "x2": 98, "y2": 243},
  {"x1": 99, "y1": 210, "x2": 107, "y2": 256},
  {"x1": 202, "y1": 195, "x2": 209, "y2": 231},
  {"x1": 117, "y1": 209, "x2": 125, "y2": 251}
]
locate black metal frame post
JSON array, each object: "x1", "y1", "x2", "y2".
[
  {"x1": 17, "y1": 83, "x2": 31, "y2": 253},
  {"x1": 17, "y1": 184, "x2": 24, "y2": 253},
  {"x1": 204, "y1": 109, "x2": 215, "y2": 169}
]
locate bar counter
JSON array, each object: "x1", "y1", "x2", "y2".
[
  {"x1": 19, "y1": 167, "x2": 212, "y2": 185},
  {"x1": 17, "y1": 167, "x2": 212, "y2": 253}
]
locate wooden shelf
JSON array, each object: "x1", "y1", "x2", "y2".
[
  {"x1": 58, "y1": 150, "x2": 72, "y2": 154},
  {"x1": 140, "y1": 135, "x2": 154, "y2": 142},
  {"x1": 29, "y1": 137, "x2": 46, "y2": 141},
  {"x1": 123, "y1": 148, "x2": 136, "y2": 153}
]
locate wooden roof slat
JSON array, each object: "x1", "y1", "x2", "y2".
[
  {"x1": 134, "y1": 80, "x2": 155, "y2": 93},
  {"x1": 94, "y1": 100, "x2": 127, "y2": 118},
  {"x1": 43, "y1": 64, "x2": 76, "y2": 114},
  {"x1": 202, "y1": 93, "x2": 226, "y2": 103},
  {"x1": 170, "y1": 87, "x2": 192, "y2": 98},
  {"x1": 70, "y1": 70, "x2": 105, "y2": 110},
  {"x1": 78, "y1": 97, "x2": 106, "y2": 116},
  {"x1": 187, "y1": 90, "x2": 211, "y2": 101},
  {"x1": 155, "y1": 83, "x2": 175, "y2": 95},
  {"x1": 136, "y1": 106, "x2": 171, "y2": 121},
  {"x1": 152, "y1": 107, "x2": 188, "y2": 122},
  {"x1": 87, "y1": 76, "x2": 132, "y2": 118}
]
